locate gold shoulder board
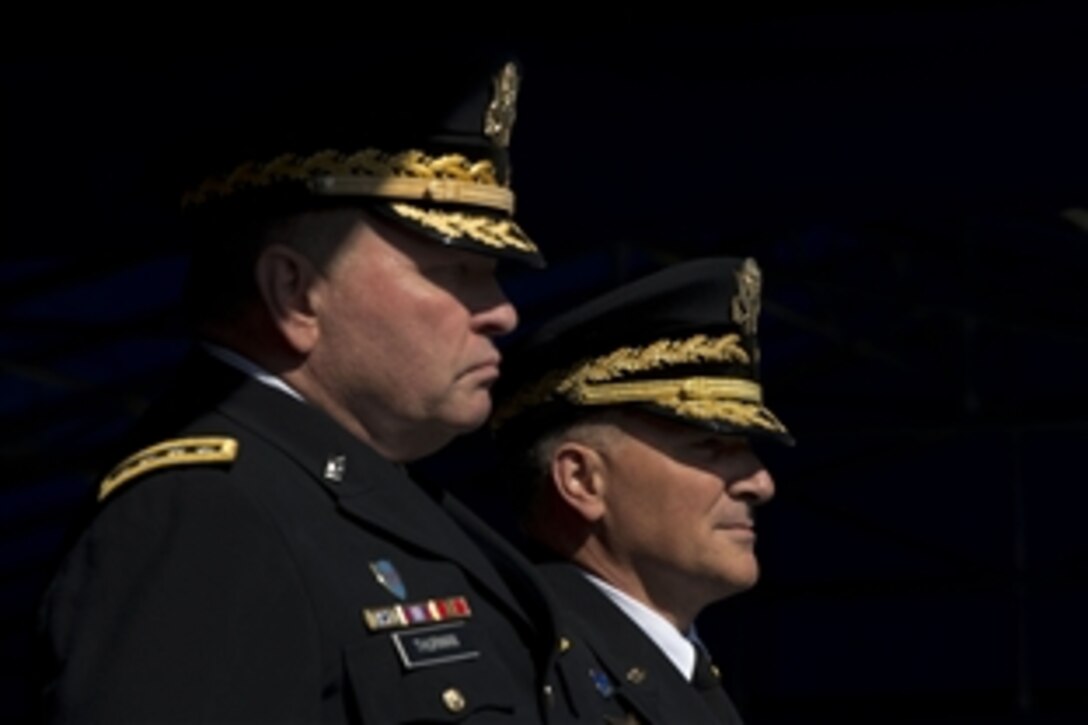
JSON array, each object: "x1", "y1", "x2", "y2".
[{"x1": 98, "y1": 436, "x2": 239, "y2": 502}]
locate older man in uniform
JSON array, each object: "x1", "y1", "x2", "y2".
[
  {"x1": 39, "y1": 55, "x2": 569, "y2": 723},
  {"x1": 493, "y1": 257, "x2": 793, "y2": 724}
]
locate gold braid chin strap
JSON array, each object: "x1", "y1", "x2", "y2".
[
  {"x1": 569, "y1": 376, "x2": 762, "y2": 405},
  {"x1": 570, "y1": 376, "x2": 787, "y2": 433}
]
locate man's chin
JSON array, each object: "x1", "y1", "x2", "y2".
[
  {"x1": 707, "y1": 562, "x2": 760, "y2": 600},
  {"x1": 442, "y1": 396, "x2": 493, "y2": 435}
]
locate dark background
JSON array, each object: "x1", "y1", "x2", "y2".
[{"x1": 5, "y1": 9, "x2": 1088, "y2": 722}]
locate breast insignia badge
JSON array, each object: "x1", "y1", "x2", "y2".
[{"x1": 369, "y1": 559, "x2": 407, "y2": 600}]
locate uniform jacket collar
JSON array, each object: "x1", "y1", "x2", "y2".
[{"x1": 538, "y1": 561, "x2": 741, "y2": 725}]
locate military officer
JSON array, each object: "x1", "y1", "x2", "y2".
[
  {"x1": 39, "y1": 53, "x2": 568, "y2": 723},
  {"x1": 493, "y1": 257, "x2": 794, "y2": 724}
]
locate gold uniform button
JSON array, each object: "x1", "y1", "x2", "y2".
[
  {"x1": 442, "y1": 687, "x2": 466, "y2": 713},
  {"x1": 625, "y1": 667, "x2": 647, "y2": 684},
  {"x1": 709, "y1": 663, "x2": 721, "y2": 680},
  {"x1": 543, "y1": 683, "x2": 554, "y2": 706},
  {"x1": 558, "y1": 636, "x2": 572, "y2": 653}
]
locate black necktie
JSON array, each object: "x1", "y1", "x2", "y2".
[{"x1": 692, "y1": 644, "x2": 743, "y2": 724}]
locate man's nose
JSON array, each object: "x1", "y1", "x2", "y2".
[
  {"x1": 729, "y1": 463, "x2": 775, "y2": 505},
  {"x1": 474, "y1": 279, "x2": 519, "y2": 337}
]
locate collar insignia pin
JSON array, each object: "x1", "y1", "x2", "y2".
[
  {"x1": 323, "y1": 454, "x2": 347, "y2": 482},
  {"x1": 589, "y1": 667, "x2": 615, "y2": 698}
]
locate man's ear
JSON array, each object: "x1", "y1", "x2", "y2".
[
  {"x1": 254, "y1": 244, "x2": 322, "y2": 354},
  {"x1": 550, "y1": 441, "x2": 608, "y2": 523}
]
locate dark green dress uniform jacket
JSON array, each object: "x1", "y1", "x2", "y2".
[
  {"x1": 40, "y1": 353, "x2": 565, "y2": 723},
  {"x1": 540, "y1": 562, "x2": 744, "y2": 725}
]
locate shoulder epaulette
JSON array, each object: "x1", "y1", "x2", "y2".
[{"x1": 98, "y1": 436, "x2": 239, "y2": 502}]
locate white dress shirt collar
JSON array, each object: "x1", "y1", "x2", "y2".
[
  {"x1": 202, "y1": 343, "x2": 304, "y2": 403},
  {"x1": 582, "y1": 571, "x2": 699, "y2": 680}
]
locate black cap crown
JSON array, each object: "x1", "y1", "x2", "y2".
[{"x1": 171, "y1": 49, "x2": 542, "y2": 266}]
